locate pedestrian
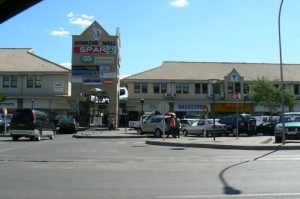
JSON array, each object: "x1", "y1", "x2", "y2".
[{"x1": 169, "y1": 113, "x2": 178, "y2": 138}]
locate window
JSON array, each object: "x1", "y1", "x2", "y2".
[
  {"x1": 11, "y1": 75, "x2": 17, "y2": 88},
  {"x1": 161, "y1": 83, "x2": 167, "y2": 93},
  {"x1": 183, "y1": 83, "x2": 189, "y2": 94},
  {"x1": 295, "y1": 85, "x2": 299, "y2": 95},
  {"x1": 195, "y1": 83, "x2": 201, "y2": 94},
  {"x1": 134, "y1": 82, "x2": 140, "y2": 93},
  {"x1": 35, "y1": 75, "x2": 41, "y2": 88},
  {"x1": 141, "y1": 82, "x2": 148, "y2": 93},
  {"x1": 235, "y1": 82, "x2": 241, "y2": 93},
  {"x1": 244, "y1": 84, "x2": 250, "y2": 94},
  {"x1": 153, "y1": 83, "x2": 160, "y2": 94},
  {"x1": 3, "y1": 75, "x2": 9, "y2": 88},
  {"x1": 176, "y1": 83, "x2": 182, "y2": 94},
  {"x1": 214, "y1": 83, "x2": 220, "y2": 94},
  {"x1": 27, "y1": 75, "x2": 34, "y2": 88},
  {"x1": 202, "y1": 83, "x2": 208, "y2": 94},
  {"x1": 228, "y1": 82, "x2": 233, "y2": 93}
]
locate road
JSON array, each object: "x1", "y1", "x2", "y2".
[{"x1": 1, "y1": 134, "x2": 300, "y2": 199}]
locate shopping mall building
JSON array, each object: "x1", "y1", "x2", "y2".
[{"x1": 121, "y1": 61, "x2": 300, "y2": 120}]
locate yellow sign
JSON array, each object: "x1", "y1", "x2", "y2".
[{"x1": 215, "y1": 103, "x2": 252, "y2": 113}]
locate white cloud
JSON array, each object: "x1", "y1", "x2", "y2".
[
  {"x1": 170, "y1": 0, "x2": 189, "y2": 7},
  {"x1": 60, "y1": 62, "x2": 71, "y2": 69},
  {"x1": 51, "y1": 28, "x2": 70, "y2": 37},
  {"x1": 68, "y1": 12, "x2": 94, "y2": 27}
]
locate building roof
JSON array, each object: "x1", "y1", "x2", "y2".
[
  {"x1": 0, "y1": 48, "x2": 70, "y2": 73},
  {"x1": 122, "y1": 61, "x2": 300, "y2": 82}
]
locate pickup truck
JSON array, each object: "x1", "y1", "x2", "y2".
[{"x1": 128, "y1": 115, "x2": 150, "y2": 129}]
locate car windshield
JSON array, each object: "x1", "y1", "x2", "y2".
[{"x1": 279, "y1": 113, "x2": 300, "y2": 123}]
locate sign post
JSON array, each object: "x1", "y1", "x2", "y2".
[{"x1": 3, "y1": 107, "x2": 7, "y2": 134}]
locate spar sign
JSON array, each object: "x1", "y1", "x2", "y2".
[{"x1": 73, "y1": 46, "x2": 116, "y2": 54}]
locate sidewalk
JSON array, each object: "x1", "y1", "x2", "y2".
[{"x1": 72, "y1": 128, "x2": 300, "y2": 150}]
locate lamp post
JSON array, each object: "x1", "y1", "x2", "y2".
[
  {"x1": 140, "y1": 98, "x2": 145, "y2": 116},
  {"x1": 278, "y1": 0, "x2": 285, "y2": 144},
  {"x1": 31, "y1": 99, "x2": 35, "y2": 109},
  {"x1": 209, "y1": 79, "x2": 219, "y2": 141}
]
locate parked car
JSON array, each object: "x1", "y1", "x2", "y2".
[
  {"x1": 57, "y1": 117, "x2": 77, "y2": 134},
  {"x1": 136, "y1": 115, "x2": 171, "y2": 138},
  {"x1": 179, "y1": 118, "x2": 198, "y2": 129},
  {"x1": 10, "y1": 109, "x2": 56, "y2": 141},
  {"x1": 274, "y1": 112, "x2": 300, "y2": 143},
  {"x1": 0, "y1": 113, "x2": 13, "y2": 132},
  {"x1": 128, "y1": 114, "x2": 151, "y2": 129},
  {"x1": 181, "y1": 119, "x2": 228, "y2": 137},
  {"x1": 218, "y1": 113, "x2": 256, "y2": 136},
  {"x1": 256, "y1": 117, "x2": 279, "y2": 135}
]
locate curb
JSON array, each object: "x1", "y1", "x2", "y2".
[
  {"x1": 72, "y1": 134, "x2": 149, "y2": 139},
  {"x1": 145, "y1": 140, "x2": 300, "y2": 150}
]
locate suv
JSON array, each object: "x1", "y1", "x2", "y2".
[
  {"x1": 274, "y1": 112, "x2": 300, "y2": 143},
  {"x1": 218, "y1": 113, "x2": 256, "y2": 136},
  {"x1": 136, "y1": 115, "x2": 171, "y2": 138},
  {"x1": 10, "y1": 109, "x2": 56, "y2": 141}
]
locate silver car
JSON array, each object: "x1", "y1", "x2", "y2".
[
  {"x1": 136, "y1": 115, "x2": 171, "y2": 138},
  {"x1": 182, "y1": 119, "x2": 228, "y2": 137}
]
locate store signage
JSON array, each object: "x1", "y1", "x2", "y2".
[
  {"x1": 72, "y1": 76, "x2": 82, "y2": 83},
  {"x1": 176, "y1": 104, "x2": 207, "y2": 111},
  {"x1": 99, "y1": 66, "x2": 111, "y2": 72},
  {"x1": 100, "y1": 72, "x2": 117, "y2": 78},
  {"x1": 72, "y1": 66, "x2": 97, "y2": 71},
  {"x1": 104, "y1": 78, "x2": 114, "y2": 84},
  {"x1": 231, "y1": 73, "x2": 239, "y2": 81},
  {"x1": 80, "y1": 55, "x2": 93, "y2": 63},
  {"x1": 54, "y1": 81, "x2": 63, "y2": 87},
  {"x1": 72, "y1": 70, "x2": 97, "y2": 76},
  {"x1": 0, "y1": 100, "x2": 17, "y2": 108},
  {"x1": 83, "y1": 77, "x2": 102, "y2": 85},
  {"x1": 74, "y1": 41, "x2": 99, "y2": 45},
  {"x1": 95, "y1": 57, "x2": 114, "y2": 66},
  {"x1": 73, "y1": 46, "x2": 116, "y2": 54}
]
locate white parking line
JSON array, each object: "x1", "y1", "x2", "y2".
[{"x1": 157, "y1": 192, "x2": 300, "y2": 198}]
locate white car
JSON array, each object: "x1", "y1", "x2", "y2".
[
  {"x1": 182, "y1": 119, "x2": 228, "y2": 137},
  {"x1": 136, "y1": 115, "x2": 171, "y2": 138}
]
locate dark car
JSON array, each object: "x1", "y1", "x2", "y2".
[
  {"x1": 218, "y1": 113, "x2": 256, "y2": 136},
  {"x1": 256, "y1": 117, "x2": 279, "y2": 135},
  {"x1": 57, "y1": 117, "x2": 77, "y2": 134},
  {"x1": 10, "y1": 109, "x2": 56, "y2": 141}
]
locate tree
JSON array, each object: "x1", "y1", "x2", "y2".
[
  {"x1": 250, "y1": 76, "x2": 296, "y2": 116},
  {"x1": 0, "y1": 94, "x2": 5, "y2": 102}
]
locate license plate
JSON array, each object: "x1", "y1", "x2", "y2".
[
  {"x1": 17, "y1": 123, "x2": 25, "y2": 127},
  {"x1": 286, "y1": 131, "x2": 298, "y2": 135}
]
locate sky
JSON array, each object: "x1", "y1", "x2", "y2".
[{"x1": 1, "y1": 0, "x2": 300, "y2": 78}]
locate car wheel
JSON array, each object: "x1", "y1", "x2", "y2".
[
  {"x1": 137, "y1": 128, "x2": 143, "y2": 135},
  {"x1": 154, "y1": 129, "x2": 162, "y2": 138},
  {"x1": 12, "y1": 136, "x2": 18, "y2": 141},
  {"x1": 183, "y1": 130, "x2": 188, "y2": 137},
  {"x1": 275, "y1": 136, "x2": 282, "y2": 143},
  {"x1": 35, "y1": 132, "x2": 41, "y2": 141}
]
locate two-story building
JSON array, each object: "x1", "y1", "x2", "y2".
[
  {"x1": 122, "y1": 61, "x2": 300, "y2": 120},
  {"x1": 0, "y1": 48, "x2": 72, "y2": 114}
]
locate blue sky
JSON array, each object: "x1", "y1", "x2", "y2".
[{"x1": 1, "y1": 0, "x2": 300, "y2": 78}]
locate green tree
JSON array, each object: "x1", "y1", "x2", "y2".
[
  {"x1": 250, "y1": 76, "x2": 296, "y2": 116},
  {"x1": 0, "y1": 94, "x2": 5, "y2": 102}
]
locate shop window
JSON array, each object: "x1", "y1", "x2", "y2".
[
  {"x1": 214, "y1": 83, "x2": 220, "y2": 94},
  {"x1": 176, "y1": 83, "x2": 182, "y2": 94},
  {"x1": 161, "y1": 83, "x2": 167, "y2": 93},
  {"x1": 153, "y1": 83, "x2": 160, "y2": 93},
  {"x1": 202, "y1": 83, "x2": 208, "y2": 94},
  {"x1": 141, "y1": 82, "x2": 148, "y2": 93},
  {"x1": 244, "y1": 84, "x2": 250, "y2": 94},
  {"x1": 134, "y1": 82, "x2": 140, "y2": 93},
  {"x1": 195, "y1": 83, "x2": 201, "y2": 94},
  {"x1": 11, "y1": 75, "x2": 17, "y2": 88},
  {"x1": 3, "y1": 75, "x2": 9, "y2": 88},
  {"x1": 183, "y1": 83, "x2": 189, "y2": 94}
]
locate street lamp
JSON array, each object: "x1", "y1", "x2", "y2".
[
  {"x1": 209, "y1": 79, "x2": 219, "y2": 141},
  {"x1": 31, "y1": 99, "x2": 35, "y2": 109},
  {"x1": 278, "y1": 0, "x2": 286, "y2": 144},
  {"x1": 140, "y1": 98, "x2": 145, "y2": 115}
]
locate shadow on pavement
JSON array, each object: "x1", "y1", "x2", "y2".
[{"x1": 219, "y1": 147, "x2": 281, "y2": 195}]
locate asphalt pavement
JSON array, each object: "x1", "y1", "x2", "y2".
[{"x1": 72, "y1": 127, "x2": 300, "y2": 150}]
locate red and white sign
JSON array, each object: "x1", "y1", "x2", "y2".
[
  {"x1": 73, "y1": 46, "x2": 116, "y2": 54},
  {"x1": 104, "y1": 78, "x2": 114, "y2": 84}
]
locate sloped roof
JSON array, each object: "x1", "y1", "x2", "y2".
[
  {"x1": 0, "y1": 48, "x2": 70, "y2": 73},
  {"x1": 123, "y1": 61, "x2": 300, "y2": 82}
]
